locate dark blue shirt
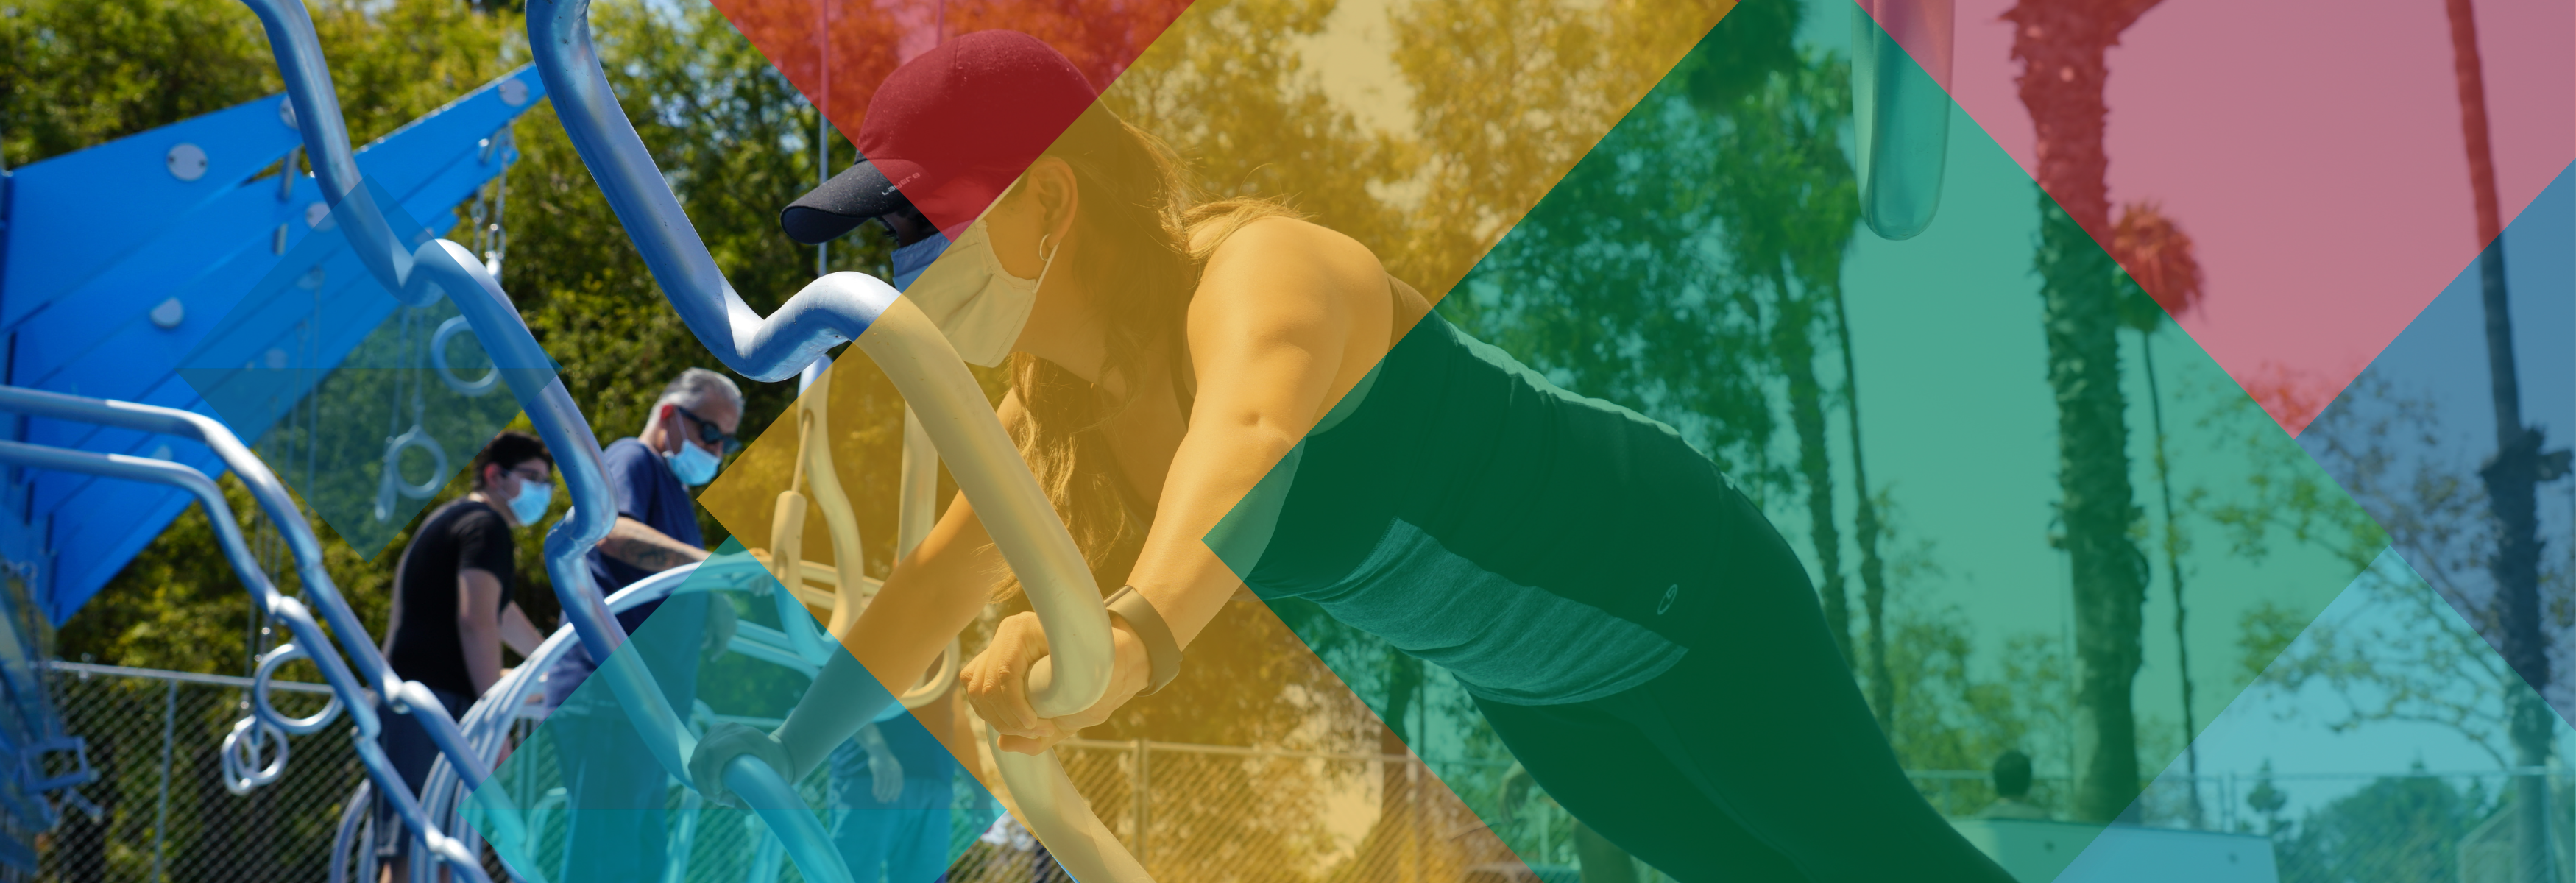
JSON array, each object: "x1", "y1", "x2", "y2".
[
  {"x1": 545, "y1": 437, "x2": 710, "y2": 712},
  {"x1": 587, "y1": 437, "x2": 704, "y2": 595}
]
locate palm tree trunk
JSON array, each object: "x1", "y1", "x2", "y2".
[
  {"x1": 1827, "y1": 280, "x2": 1894, "y2": 731},
  {"x1": 2443, "y1": 1, "x2": 2556, "y2": 879},
  {"x1": 2009, "y1": 0, "x2": 2160, "y2": 824},
  {"x1": 1773, "y1": 272, "x2": 1854, "y2": 673},
  {"x1": 2140, "y1": 331, "x2": 2202, "y2": 828},
  {"x1": 2036, "y1": 195, "x2": 2148, "y2": 824}
]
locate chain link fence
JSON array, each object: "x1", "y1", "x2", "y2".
[
  {"x1": 40, "y1": 662, "x2": 361, "y2": 883},
  {"x1": 46, "y1": 662, "x2": 2576, "y2": 883},
  {"x1": 938, "y1": 740, "x2": 1665, "y2": 883}
]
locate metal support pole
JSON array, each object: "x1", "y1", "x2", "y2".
[
  {"x1": 150, "y1": 678, "x2": 177, "y2": 882},
  {"x1": 1130, "y1": 739, "x2": 1148, "y2": 868},
  {"x1": 814, "y1": 0, "x2": 829, "y2": 280},
  {"x1": 1405, "y1": 760, "x2": 1420, "y2": 881}
]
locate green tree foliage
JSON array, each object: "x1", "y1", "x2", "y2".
[
  {"x1": 2, "y1": 0, "x2": 274, "y2": 166},
  {"x1": 1108, "y1": 0, "x2": 1406, "y2": 252},
  {"x1": 2272, "y1": 765, "x2": 2489, "y2": 883},
  {"x1": 1387, "y1": 0, "x2": 1730, "y2": 295},
  {"x1": 2228, "y1": 373, "x2": 2569, "y2": 772}
]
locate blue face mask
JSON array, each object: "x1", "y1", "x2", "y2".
[
  {"x1": 665, "y1": 441, "x2": 722, "y2": 487},
  {"x1": 888, "y1": 232, "x2": 951, "y2": 291},
  {"x1": 507, "y1": 480, "x2": 552, "y2": 526}
]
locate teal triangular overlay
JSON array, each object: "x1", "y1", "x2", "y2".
[{"x1": 460, "y1": 542, "x2": 1002, "y2": 882}]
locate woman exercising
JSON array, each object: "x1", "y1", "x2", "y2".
[{"x1": 693, "y1": 29, "x2": 2014, "y2": 882}]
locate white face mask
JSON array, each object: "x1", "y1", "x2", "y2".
[{"x1": 902, "y1": 179, "x2": 1057, "y2": 368}]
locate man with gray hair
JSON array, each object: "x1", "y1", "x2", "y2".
[{"x1": 545, "y1": 366, "x2": 745, "y2": 883}]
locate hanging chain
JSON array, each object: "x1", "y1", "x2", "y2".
[{"x1": 491, "y1": 127, "x2": 510, "y2": 272}]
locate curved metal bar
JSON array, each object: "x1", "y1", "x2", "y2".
[
  {"x1": 785, "y1": 374, "x2": 851, "y2": 663},
  {"x1": 418, "y1": 564, "x2": 715, "y2": 883},
  {"x1": 421, "y1": 558, "x2": 884, "y2": 883},
  {"x1": 250, "y1": 642, "x2": 344, "y2": 735},
  {"x1": 219, "y1": 717, "x2": 290, "y2": 794},
  {"x1": 1851, "y1": 0, "x2": 1955, "y2": 241},
  {"x1": 847, "y1": 300, "x2": 1111, "y2": 716},
  {"x1": 765, "y1": 486, "x2": 830, "y2": 666},
  {"x1": 723, "y1": 756, "x2": 853, "y2": 882},
  {"x1": 432, "y1": 316, "x2": 506, "y2": 397},
  {"x1": 896, "y1": 407, "x2": 937, "y2": 562},
  {"x1": 217, "y1": 0, "x2": 655, "y2": 801},
  {"x1": 528, "y1": 0, "x2": 1115, "y2": 715},
  {"x1": 0, "y1": 385, "x2": 527, "y2": 854},
  {"x1": 796, "y1": 369, "x2": 864, "y2": 633},
  {"x1": 529, "y1": 0, "x2": 1136, "y2": 876},
  {"x1": 329, "y1": 780, "x2": 373, "y2": 883},
  {"x1": 782, "y1": 364, "x2": 960, "y2": 707},
  {"x1": 236, "y1": 0, "x2": 448, "y2": 308},
  {"x1": 0, "y1": 441, "x2": 494, "y2": 883},
  {"x1": 234, "y1": 0, "x2": 355, "y2": 196},
  {"x1": 526, "y1": 0, "x2": 878, "y2": 383}
]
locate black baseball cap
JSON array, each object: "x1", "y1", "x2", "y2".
[
  {"x1": 782, "y1": 163, "x2": 911, "y2": 244},
  {"x1": 779, "y1": 30, "x2": 1101, "y2": 246}
]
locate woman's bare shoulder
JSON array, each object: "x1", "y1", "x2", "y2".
[
  {"x1": 1217, "y1": 213, "x2": 1379, "y2": 259},
  {"x1": 1198, "y1": 216, "x2": 1387, "y2": 303}
]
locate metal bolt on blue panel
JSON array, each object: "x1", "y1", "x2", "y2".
[{"x1": 165, "y1": 144, "x2": 207, "y2": 182}]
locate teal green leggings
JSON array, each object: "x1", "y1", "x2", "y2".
[{"x1": 1474, "y1": 486, "x2": 2017, "y2": 883}]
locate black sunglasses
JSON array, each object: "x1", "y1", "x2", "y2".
[{"x1": 672, "y1": 405, "x2": 743, "y2": 454}]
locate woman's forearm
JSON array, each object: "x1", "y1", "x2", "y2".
[{"x1": 1127, "y1": 419, "x2": 1306, "y2": 650}]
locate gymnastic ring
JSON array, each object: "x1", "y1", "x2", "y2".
[
  {"x1": 221, "y1": 716, "x2": 291, "y2": 795},
  {"x1": 430, "y1": 316, "x2": 501, "y2": 397},
  {"x1": 382, "y1": 428, "x2": 448, "y2": 500},
  {"x1": 251, "y1": 642, "x2": 344, "y2": 736}
]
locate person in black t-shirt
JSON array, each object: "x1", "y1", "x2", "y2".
[{"x1": 374, "y1": 431, "x2": 554, "y2": 883}]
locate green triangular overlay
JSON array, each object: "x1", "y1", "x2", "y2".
[
  {"x1": 460, "y1": 542, "x2": 1002, "y2": 881},
  {"x1": 1211, "y1": 0, "x2": 2375, "y2": 876}
]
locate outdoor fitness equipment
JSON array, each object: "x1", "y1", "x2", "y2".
[
  {"x1": 771, "y1": 355, "x2": 961, "y2": 695},
  {"x1": 231, "y1": 0, "x2": 850, "y2": 879},
  {"x1": 0, "y1": 384, "x2": 526, "y2": 883},
  {"x1": 526, "y1": 0, "x2": 1149, "y2": 877},
  {"x1": 362, "y1": 553, "x2": 836, "y2": 883},
  {"x1": 378, "y1": 370, "x2": 958, "y2": 883},
  {"x1": 1852, "y1": 0, "x2": 1955, "y2": 240}
]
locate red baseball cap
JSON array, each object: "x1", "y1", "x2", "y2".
[{"x1": 780, "y1": 30, "x2": 1100, "y2": 244}]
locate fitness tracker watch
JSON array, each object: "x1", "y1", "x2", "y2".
[{"x1": 1104, "y1": 585, "x2": 1183, "y2": 695}]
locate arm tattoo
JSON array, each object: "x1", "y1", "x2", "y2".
[{"x1": 599, "y1": 517, "x2": 707, "y2": 572}]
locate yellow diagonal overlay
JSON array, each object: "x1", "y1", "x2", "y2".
[{"x1": 698, "y1": 0, "x2": 1735, "y2": 877}]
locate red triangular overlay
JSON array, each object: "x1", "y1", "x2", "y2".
[{"x1": 709, "y1": 0, "x2": 1195, "y2": 228}]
